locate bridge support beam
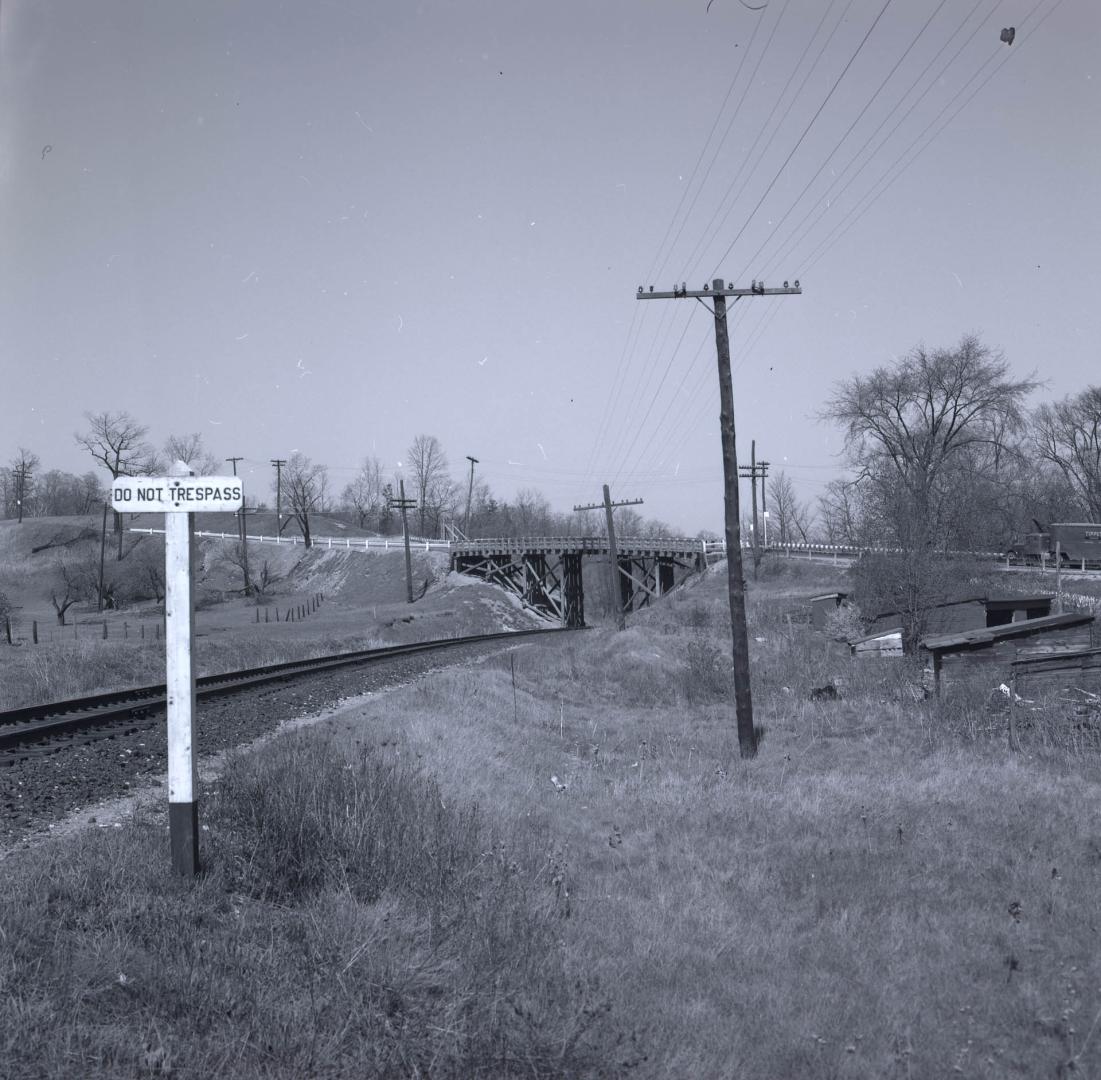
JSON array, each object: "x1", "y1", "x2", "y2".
[
  {"x1": 562, "y1": 554, "x2": 585, "y2": 628},
  {"x1": 618, "y1": 558, "x2": 634, "y2": 614},
  {"x1": 658, "y1": 557, "x2": 675, "y2": 595}
]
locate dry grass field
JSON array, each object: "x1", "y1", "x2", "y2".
[{"x1": 2, "y1": 553, "x2": 1100, "y2": 1077}]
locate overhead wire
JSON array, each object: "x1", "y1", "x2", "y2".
[
  {"x1": 755, "y1": 0, "x2": 998, "y2": 281},
  {"x1": 602, "y1": 0, "x2": 836, "y2": 488},
  {"x1": 655, "y1": 0, "x2": 796, "y2": 284},
  {"x1": 796, "y1": 0, "x2": 1061, "y2": 277},
  {"x1": 731, "y1": 0, "x2": 954, "y2": 282},
  {"x1": 708, "y1": 0, "x2": 895, "y2": 278},
  {"x1": 676, "y1": 0, "x2": 853, "y2": 282},
  {"x1": 584, "y1": 5, "x2": 770, "y2": 483}
]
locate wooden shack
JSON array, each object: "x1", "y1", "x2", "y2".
[
  {"x1": 1011, "y1": 647, "x2": 1101, "y2": 698},
  {"x1": 849, "y1": 626, "x2": 904, "y2": 659},
  {"x1": 922, "y1": 612, "x2": 1096, "y2": 695},
  {"x1": 809, "y1": 592, "x2": 848, "y2": 630},
  {"x1": 869, "y1": 594, "x2": 1053, "y2": 636}
]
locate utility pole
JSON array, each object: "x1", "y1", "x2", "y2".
[
  {"x1": 464, "y1": 455, "x2": 479, "y2": 538},
  {"x1": 14, "y1": 460, "x2": 30, "y2": 524},
  {"x1": 389, "y1": 479, "x2": 418, "y2": 604},
  {"x1": 270, "y1": 459, "x2": 286, "y2": 536},
  {"x1": 573, "y1": 485, "x2": 643, "y2": 631},
  {"x1": 739, "y1": 445, "x2": 769, "y2": 576},
  {"x1": 226, "y1": 457, "x2": 251, "y2": 596},
  {"x1": 638, "y1": 277, "x2": 801, "y2": 758}
]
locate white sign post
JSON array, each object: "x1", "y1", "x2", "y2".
[{"x1": 112, "y1": 463, "x2": 243, "y2": 876}]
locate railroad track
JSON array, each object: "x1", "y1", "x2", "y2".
[{"x1": 0, "y1": 627, "x2": 576, "y2": 759}]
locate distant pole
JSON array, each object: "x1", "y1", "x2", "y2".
[
  {"x1": 751, "y1": 441, "x2": 760, "y2": 576},
  {"x1": 1055, "y1": 540, "x2": 1063, "y2": 614},
  {"x1": 226, "y1": 456, "x2": 250, "y2": 596},
  {"x1": 390, "y1": 480, "x2": 418, "y2": 604},
  {"x1": 270, "y1": 459, "x2": 287, "y2": 535},
  {"x1": 638, "y1": 276, "x2": 801, "y2": 758},
  {"x1": 573, "y1": 487, "x2": 644, "y2": 631},
  {"x1": 464, "y1": 455, "x2": 479, "y2": 538},
  {"x1": 97, "y1": 502, "x2": 109, "y2": 613},
  {"x1": 15, "y1": 459, "x2": 29, "y2": 524}
]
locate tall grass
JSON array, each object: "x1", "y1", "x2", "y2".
[
  {"x1": 0, "y1": 735, "x2": 634, "y2": 1078},
  {"x1": 5, "y1": 554, "x2": 1100, "y2": 1077}
]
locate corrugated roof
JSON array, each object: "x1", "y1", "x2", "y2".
[{"x1": 922, "y1": 612, "x2": 1094, "y2": 652}]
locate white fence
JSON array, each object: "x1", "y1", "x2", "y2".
[{"x1": 129, "y1": 528, "x2": 451, "y2": 553}]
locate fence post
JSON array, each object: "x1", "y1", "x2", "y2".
[
  {"x1": 32, "y1": 620, "x2": 38, "y2": 645},
  {"x1": 103, "y1": 620, "x2": 108, "y2": 640},
  {"x1": 5, "y1": 617, "x2": 11, "y2": 645}
]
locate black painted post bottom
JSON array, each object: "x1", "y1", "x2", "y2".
[{"x1": 169, "y1": 801, "x2": 200, "y2": 876}]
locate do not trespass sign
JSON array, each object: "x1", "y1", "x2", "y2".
[{"x1": 111, "y1": 476, "x2": 244, "y2": 513}]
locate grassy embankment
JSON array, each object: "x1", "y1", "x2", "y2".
[
  {"x1": 0, "y1": 515, "x2": 545, "y2": 708},
  {"x1": 2, "y1": 558, "x2": 1100, "y2": 1077}
]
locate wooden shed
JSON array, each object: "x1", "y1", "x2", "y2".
[
  {"x1": 1011, "y1": 647, "x2": 1101, "y2": 698},
  {"x1": 809, "y1": 592, "x2": 848, "y2": 630},
  {"x1": 869, "y1": 594, "x2": 1054, "y2": 636},
  {"x1": 922, "y1": 612, "x2": 1096, "y2": 695},
  {"x1": 849, "y1": 626, "x2": 904, "y2": 659}
]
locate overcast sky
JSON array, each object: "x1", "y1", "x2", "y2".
[{"x1": 2, "y1": 0, "x2": 1097, "y2": 534}]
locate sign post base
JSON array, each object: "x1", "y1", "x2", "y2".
[{"x1": 169, "y1": 801, "x2": 200, "y2": 877}]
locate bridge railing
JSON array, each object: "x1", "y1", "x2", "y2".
[{"x1": 450, "y1": 536, "x2": 725, "y2": 557}]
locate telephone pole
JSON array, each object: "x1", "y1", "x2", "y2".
[
  {"x1": 573, "y1": 485, "x2": 643, "y2": 631},
  {"x1": 739, "y1": 444, "x2": 769, "y2": 576},
  {"x1": 638, "y1": 277, "x2": 801, "y2": 758},
  {"x1": 14, "y1": 459, "x2": 31, "y2": 525},
  {"x1": 389, "y1": 479, "x2": 418, "y2": 604},
  {"x1": 226, "y1": 457, "x2": 251, "y2": 596},
  {"x1": 270, "y1": 459, "x2": 286, "y2": 536},
  {"x1": 464, "y1": 455, "x2": 479, "y2": 538}
]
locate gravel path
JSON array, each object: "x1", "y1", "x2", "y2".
[{"x1": 0, "y1": 639, "x2": 530, "y2": 853}]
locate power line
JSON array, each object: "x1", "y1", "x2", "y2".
[
  {"x1": 796, "y1": 0, "x2": 1060, "y2": 277},
  {"x1": 756, "y1": 0, "x2": 997, "y2": 279},
  {"x1": 732, "y1": 0, "x2": 953, "y2": 282},
  {"x1": 709, "y1": 0, "x2": 895, "y2": 278},
  {"x1": 676, "y1": 0, "x2": 853, "y2": 281}
]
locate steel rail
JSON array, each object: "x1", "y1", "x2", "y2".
[{"x1": 0, "y1": 627, "x2": 578, "y2": 752}]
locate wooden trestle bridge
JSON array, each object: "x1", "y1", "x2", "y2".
[{"x1": 450, "y1": 537, "x2": 721, "y2": 627}]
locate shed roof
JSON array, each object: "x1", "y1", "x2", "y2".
[
  {"x1": 849, "y1": 626, "x2": 904, "y2": 647},
  {"x1": 922, "y1": 612, "x2": 1094, "y2": 653},
  {"x1": 872, "y1": 593, "x2": 1053, "y2": 621}
]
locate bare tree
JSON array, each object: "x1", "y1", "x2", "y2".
[
  {"x1": 282, "y1": 453, "x2": 327, "y2": 547},
  {"x1": 1031, "y1": 386, "x2": 1101, "y2": 520},
  {"x1": 218, "y1": 541, "x2": 278, "y2": 598},
  {"x1": 50, "y1": 558, "x2": 87, "y2": 625},
  {"x1": 767, "y1": 470, "x2": 812, "y2": 545},
  {"x1": 822, "y1": 335, "x2": 1038, "y2": 550},
  {"x1": 164, "y1": 433, "x2": 218, "y2": 474},
  {"x1": 341, "y1": 456, "x2": 386, "y2": 529},
  {"x1": 76, "y1": 412, "x2": 158, "y2": 605},
  {"x1": 407, "y1": 435, "x2": 452, "y2": 537}
]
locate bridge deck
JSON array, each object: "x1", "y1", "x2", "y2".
[{"x1": 450, "y1": 536, "x2": 717, "y2": 559}]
